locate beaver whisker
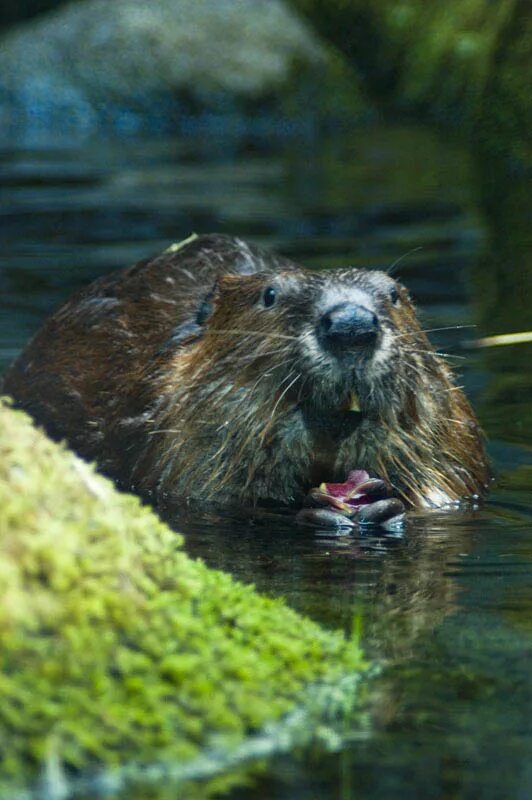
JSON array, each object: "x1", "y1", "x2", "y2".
[
  {"x1": 393, "y1": 324, "x2": 477, "y2": 339},
  {"x1": 269, "y1": 367, "x2": 298, "y2": 397},
  {"x1": 440, "y1": 417, "x2": 478, "y2": 427},
  {"x1": 148, "y1": 428, "x2": 184, "y2": 437},
  {"x1": 246, "y1": 357, "x2": 297, "y2": 399},
  {"x1": 295, "y1": 374, "x2": 310, "y2": 404},
  {"x1": 275, "y1": 366, "x2": 301, "y2": 390},
  {"x1": 238, "y1": 348, "x2": 292, "y2": 365},
  {"x1": 404, "y1": 347, "x2": 467, "y2": 361},
  {"x1": 204, "y1": 329, "x2": 299, "y2": 342},
  {"x1": 386, "y1": 246, "x2": 423, "y2": 275},
  {"x1": 441, "y1": 385, "x2": 465, "y2": 393},
  {"x1": 260, "y1": 371, "x2": 302, "y2": 444}
]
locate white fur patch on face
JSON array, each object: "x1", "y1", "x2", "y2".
[
  {"x1": 297, "y1": 324, "x2": 347, "y2": 402},
  {"x1": 298, "y1": 325, "x2": 338, "y2": 375},
  {"x1": 318, "y1": 284, "x2": 376, "y2": 317},
  {"x1": 299, "y1": 325, "x2": 322, "y2": 361},
  {"x1": 368, "y1": 326, "x2": 394, "y2": 377}
]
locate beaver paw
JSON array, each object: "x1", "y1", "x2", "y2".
[{"x1": 296, "y1": 470, "x2": 405, "y2": 532}]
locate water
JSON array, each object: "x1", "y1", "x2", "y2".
[{"x1": 1, "y1": 122, "x2": 531, "y2": 799}]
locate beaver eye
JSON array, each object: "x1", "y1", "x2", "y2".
[
  {"x1": 262, "y1": 286, "x2": 277, "y2": 308},
  {"x1": 390, "y1": 287, "x2": 399, "y2": 305}
]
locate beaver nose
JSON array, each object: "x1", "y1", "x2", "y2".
[{"x1": 318, "y1": 302, "x2": 379, "y2": 349}]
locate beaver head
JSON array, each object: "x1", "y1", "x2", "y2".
[
  {"x1": 138, "y1": 263, "x2": 489, "y2": 508},
  {"x1": 175, "y1": 267, "x2": 418, "y2": 413}
]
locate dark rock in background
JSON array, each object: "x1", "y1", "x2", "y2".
[{"x1": 0, "y1": 0, "x2": 369, "y2": 137}]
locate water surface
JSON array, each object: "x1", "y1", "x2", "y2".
[{"x1": 1, "y1": 123, "x2": 531, "y2": 799}]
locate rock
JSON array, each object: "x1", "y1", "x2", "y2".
[
  {"x1": 0, "y1": 0, "x2": 369, "y2": 135},
  {"x1": 0, "y1": 398, "x2": 365, "y2": 797}
]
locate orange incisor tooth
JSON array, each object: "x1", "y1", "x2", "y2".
[{"x1": 349, "y1": 392, "x2": 360, "y2": 412}]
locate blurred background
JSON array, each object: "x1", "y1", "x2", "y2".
[
  {"x1": 0, "y1": 2, "x2": 531, "y2": 799},
  {"x1": 0, "y1": 0, "x2": 530, "y2": 445}
]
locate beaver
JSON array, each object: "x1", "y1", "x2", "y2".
[{"x1": 2, "y1": 233, "x2": 490, "y2": 528}]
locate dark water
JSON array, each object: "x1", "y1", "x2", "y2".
[{"x1": 1, "y1": 123, "x2": 531, "y2": 799}]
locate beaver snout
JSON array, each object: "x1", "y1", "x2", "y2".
[{"x1": 317, "y1": 302, "x2": 379, "y2": 351}]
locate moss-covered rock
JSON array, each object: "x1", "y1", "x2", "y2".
[
  {"x1": 0, "y1": 0, "x2": 369, "y2": 134},
  {"x1": 0, "y1": 399, "x2": 365, "y2": 797}
]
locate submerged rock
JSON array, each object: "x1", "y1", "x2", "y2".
[
  {"x1": 0, "y1": 399, "x2": 365, "y2": 797},
  {"x1": 0, "y1": 0, "x2": 368, "y2": 135}
]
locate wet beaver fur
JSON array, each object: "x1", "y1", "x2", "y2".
[{"x1": 3, "y1": 233, "x2": 490, "y2": 522}]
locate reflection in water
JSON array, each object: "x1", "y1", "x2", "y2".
[
  {"x1": 0, "y1": 123, "x2": 531, "y2": 799},
  {"x1": 161, "y1": 502, "x2": 532, "y2": 800},
  {"x1": 160, "y1": 505, "x2": 480, "y2": 659}
]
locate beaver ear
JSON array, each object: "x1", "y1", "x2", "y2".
[
  {"x1": 157, "y1": 282, "x2": 220, "y2": 356},
  {"x1": 161, "y1": 320, "x2": 202, "y2": 352},
  {"x1": 195, "y1": 282, "x2": 218, "y2": 325}
]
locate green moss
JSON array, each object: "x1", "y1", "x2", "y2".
[{"x1": 0, "y1": 400, "x2": 365, "y2": 796}]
